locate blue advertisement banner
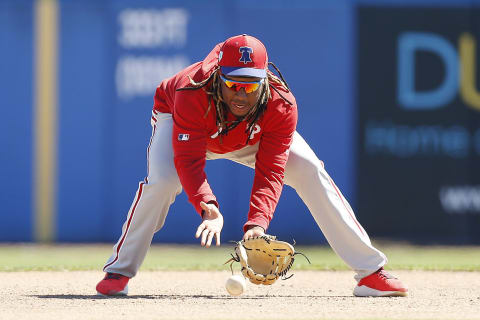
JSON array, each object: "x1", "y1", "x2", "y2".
[{"x1": 356, "y1": 6, "x2": 480, "y2": 243}]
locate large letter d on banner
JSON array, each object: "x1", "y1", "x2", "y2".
[{"x1": 397, "y1": 32, "x2": 459, "y2": 109}]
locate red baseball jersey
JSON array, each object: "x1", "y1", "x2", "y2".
[{"x1": 153, "y1": 42, "x2": 298, "y2": 232}]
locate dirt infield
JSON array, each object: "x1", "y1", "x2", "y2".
[{"x1": 1, "y1": 270, "x2": 479, "y2": 320}]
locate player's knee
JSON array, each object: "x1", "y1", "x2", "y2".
[
  {"x1": 146, "y1": 170, "x2": 181, "y2": 192},
  {"x1": 284, "y1": 157, "x2": 323, "y2": 189}
]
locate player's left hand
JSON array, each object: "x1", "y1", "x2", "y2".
[
  {"x1": 196, "y1": 201, "x2": 224, "y2": 247},
  {"x1": 243, "y1": 225, "x2": 265, "y2": 240}
]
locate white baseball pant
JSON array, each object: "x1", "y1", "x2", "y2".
[{"x1": 103, "y1": 112, "x2": 387, "y2": 280}]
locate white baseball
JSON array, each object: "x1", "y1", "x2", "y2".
[{"x1": 225, "y1": 275, "x2": 246, "y2": 296}]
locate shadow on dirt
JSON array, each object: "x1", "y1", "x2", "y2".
[{"x1": 31, "y1": 294, "x2": 346, "y2": 300}]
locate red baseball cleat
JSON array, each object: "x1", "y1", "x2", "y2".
[
  {"x1": 354, "y1": 267, "x2": 408, "y2": 297},
  {"x1": 96, "y1": 273, "x2": 130, "y2": 296}
]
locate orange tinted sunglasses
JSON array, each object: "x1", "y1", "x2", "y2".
[{"x1": 220, "y1": 74, "x2": 263, "y2": 93}]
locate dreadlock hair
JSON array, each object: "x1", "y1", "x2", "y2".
[{"x1": 177, "y1": 62, "x2": 292, "y2": 144}]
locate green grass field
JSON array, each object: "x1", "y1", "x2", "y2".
[{"x1": 0, "y1": 243, "x2": 479, "y2": 272}]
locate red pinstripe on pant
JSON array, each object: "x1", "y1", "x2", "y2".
[{"x1": 103, "y1": 182, "x2": 144, "y2": 271}]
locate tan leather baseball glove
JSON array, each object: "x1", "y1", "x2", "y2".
[{"x1": 225, "y1": 235, "x2": 309, "y2": 285}]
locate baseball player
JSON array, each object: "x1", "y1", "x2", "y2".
[{"x1": 96, "y1": 34, "x2": 407, "y2": 297}]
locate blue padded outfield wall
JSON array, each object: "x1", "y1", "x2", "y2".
[
  {"x1": 1, "y1": 0, "x2": 479, "y2": 243},
  {"x1": 0, "y1": 0, "x2": 34, "y2": 241}
]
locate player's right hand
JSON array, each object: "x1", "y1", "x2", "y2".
[
  {"x1": 243, "y1": 225, "x2": 265, "y2": 240},
  {"x1": 196, "y1": 201, "x2": 224, "y2": 248}
]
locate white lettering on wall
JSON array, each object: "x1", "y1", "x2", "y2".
[
  {"x1": 116, "y1": 55, "x2": 189, "y2": 99},
  {"x1": 118, "y1": 8, "x2": 189, "y2": 48},
  {"x1": 440, "y1": 186, "x2": 480, "y2": 214},
  {"x1": 115, "y1": 8, "x2": 190, "y2": 100}
]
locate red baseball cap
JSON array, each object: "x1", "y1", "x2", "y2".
[{"x1": 218, "y1": 34, "x2": 268, "y2": 78}]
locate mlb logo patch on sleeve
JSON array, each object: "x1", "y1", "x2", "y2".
[{"x1": 178, "y1": 134, "x2": 190, "y2": 141}]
